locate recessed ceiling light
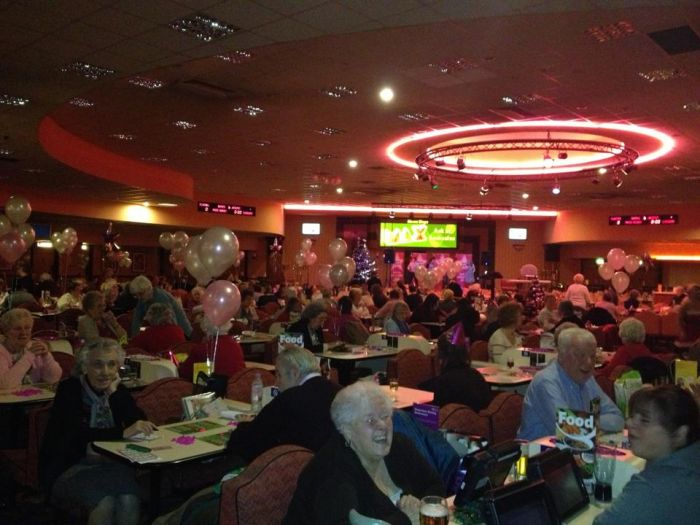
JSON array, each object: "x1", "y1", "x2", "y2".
[
  {"x1": 304, "y1": 199, "x2": 310, "y2": 204},
  {"x1": 173, "y1": 120, "x2": 197, "y2": 129},
  {"x1": 398, "y1": 112, "x2": 430, "y2": 122},
  {"x1": 585, "y1": 21, "x2": 635, "y2": 42},
  {"x1": 170, "y1": 14, "x2": 239, "y2": 41},
  {"x1": 501, "y1": 94, "x2": 540, "y2": 106},
  {"x1": 60, "y1": 61, "x2": 115, "y2": 80},
  {"x1": 314, "y1": 153, "x2": 337, "y2": 160},
  {"x1": 141, "y1": 157, "x2": 168, "y2": 162},
  {"x1": 639, "y1": 68, "x2": 686, "y2": 82},
  {"x1": 128, "y1": 76, "x2": 163, "y2": 89},
  {"x1": 336, "y1": 187, "x2": 343, "y2": 194},
  {"x1": 216, "y1": 50, "x2": 252, "y2": 63},
  {"x1": 532, "y1": 205, "x2": 539, "y2": 211},
  {"x1": 109, "y1": 133, "x2": 135, "y2": 141},
  {"x1": 69, "y1": 97, "x2": 94, "y2": 107},
  {"x1": 252, "y1": 139, "x2": 272, "y2": 147},
  {"x1": 348, "y1": 159, "x2": 358, "y2": 168},
  {"x1": 379, "y1": 87, "x2": 394, "y2": 103},
  {"x1": 0, "y1": 94, "x2": 29, "y2": 106},
  {"x1": 683, "y1": 101, "x2": 700, "y2": 111},
  {"x1": 234, "y1": 105, "x2": 264, "y2": 117},
  {"x1": 0, "y1": 148, "x2": 14, "y2": 157},
  {"x1": 315, "y1": 127, "x2": 345, "y2": 136},
  {"x1": 193, "y1": 148, "x2": 210, "y2": 155},
  {"x1": 320, "y1": 85, "x2": 358, "y2": 98},
  {"x1": 428, "y1": 57, "x2": 475, "y2": 74},
  {"x1": 309, "y1": 184, "x2": 320, "y2": 189},
  {"x1": 522, "y1": 193, "x2": 529, "y2": 199}
]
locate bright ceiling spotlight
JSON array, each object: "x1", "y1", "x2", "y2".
[
  {"x1": 456, "y1": 157, "x2": 466, "y2": 170},
  {"x1": 379, "y1": 87, "x2": 394, "y2": 102},
  {"x1": 598, "y1": 167, "x2": 608, "y2": 175},
  {"x1": 479, "y1": 181, "x2": 490, "y2": 196},
  {"x1": 532, "y1": 205, "x2": 539, "y2": 211},
  {"x1": 543, "y1": 153, "x2": 554, "y2": 169},
  {"x1": 551, "y1": 181, "x2": 561, "y2": 195},
  {"x1": 348, "y1": 159, "x2": 358, "y2": 168},
  {"x1": 522, "y1": 192, "x2": 529, "y2": 199},
  {"x1": 466, "y1": 213, "x2": 473, "y2": 221}
]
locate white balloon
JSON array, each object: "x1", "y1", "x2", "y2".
[
  {"x1": 328, "y1": 238, "x2": 347, "y2": 262},
  {"x1": 611, "y1": 271, "x2": 630, "y2": 293},
  {"x1": 598, "y1": 263, "x2": 615, "y2": 281},
  {"x1": 624, "y1": 254, "x2": 641, "y2": 275},
  {"x1": 607, "y1": 248, "x2": 626, "y2": 271}
]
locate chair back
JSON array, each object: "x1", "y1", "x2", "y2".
[
  {"x1": 482, "y1": 392, "x2": 523, "y2": 444},
  {"x1": 133, "y1": 377, "x2": 193, "y2": 425},
  {"x1": 263, "y1": 302, "x2": 280, "y2": 316},
  {"x1": 439, "y1": 403, "x2": 490, "y2": 440},
  {"x1": 470, "y1": 340, "x2": 489, "y2": 362},
  {"x1": 385, "y1": 349, "x2": 434, "y2": 388},
  {"x1": 219, "y1": 445, "x2": 313, "y2": 525},
  {"x1": 226, "y1": 368, "x2": 276, "y2": 402},
  {"x1": 51, "y1": 351, "x2": 75, "y2": 379},
  {"x1": 628, "y1": 356, "x2": 671, "y2": 385},
  {"x1": 595, "y1": 374, "x2": 616, "y2": 402},
  {"x1": 660, "y1": 310, "x2": 680, "y2": 338},
  {"x1": 602, "y1": 324, "x2": 622, "y2": 351},
  {"x1": 408, "y1": 323, "x2": 431, "y2": 339}
]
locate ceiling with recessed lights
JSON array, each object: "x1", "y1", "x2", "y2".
[{"x1": 2, "y1": 0, "x2": 700, "y2": 214}]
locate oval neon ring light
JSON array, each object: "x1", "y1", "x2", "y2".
[{"x1": 386, "y1": 120, "x2": 675, "y2": 180}]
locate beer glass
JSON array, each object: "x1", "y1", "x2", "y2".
[
  {"x1": 419, "y1": 495, "x2": 448, "y2": 525},
  {"x1": 389, "y1": 378, "x2": 399, "y2": 402}
]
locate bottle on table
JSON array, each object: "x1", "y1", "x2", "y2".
[{"x1": 250, "y1": 372, "x2": 263, "y2": 413}]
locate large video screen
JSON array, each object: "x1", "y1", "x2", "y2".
[{"x1": 380, "y1": 221, "x2": 457, "y2": 248}]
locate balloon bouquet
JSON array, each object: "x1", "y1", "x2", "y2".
[
  {"x1": 161, "y1": 227, "x2": 242, "y2": 373},
  {"x1": 408, "y1": 256, "x2": 463, "y2": 292},
  {"x1": 597, "y1": 248, "x2": 643, "y2": 294},
  {"x1": 318, "y1": 238, "x2": 355, "y2": 290},
  {"x1": 102, "y1": 222, "x2": 132, "y2": 274},
  {"x1": 293, "y1": 238, "x2": 318, "y2": 282},
  {"x1": 0, "y1": 196, "x2": 35, "y2": 267}
]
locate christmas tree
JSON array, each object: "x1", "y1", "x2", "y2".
[
  {"x1": 524, "y1": 278, "x2": 546, "y2": 318},
  {"x1": 351, "y1": 237, "x2": 376, "y2": 282}
]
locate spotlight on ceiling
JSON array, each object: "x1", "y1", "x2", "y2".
[
  {"x1": 413, "y1": 172, "x2": 420, "y2": 181},
  {"x1": 388, "y1": 210, "x2": 396, "y2": 219},
  {"x1": 551, "y1": 181, "x2": 561, "y2": 195},
  {"x1": 612, "y1": 175, "x2": 623, "y2": 188},
  {"x1": 558, "y1": 152, "x2": 568, "y2": 160},
  {"x1": 522, "y1": 192, "x2": 529, "y2": 199},
  {"x1": 348, "y1": 159, "x2": 358, "y2": 168},
  {"x1": 598, "y1": 167, "x2": 608, "y2": 175},
  {"x1": 336, "y1": 187, "x2": 343, "y2": 194},
  {"x1": 479, "y1": 182, "x2": 490, "y2": 196},
  {"x1": 543, "y1": 153, "x2": 554, "y2": 169},
  {"x1": 456, "y1": 157, "x2": 466, "y2": 170},
  {"x1": 379, "y1": 87, "x2": 394, "y2": 102}
]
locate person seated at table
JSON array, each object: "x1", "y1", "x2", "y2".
[
  {"x1": 597, "y1": 318, "x2": 658, "y2": 378},
  {"x1": 39, "y1": 338, "x2": 157, "y2": 525},
  {"x1": 564, "y1": 273, "x2": 592, "y2": 311},
  {"x1": 384, "y1": 301, "x2": 411, "y2": 336},
  {"x1": 488, "y1": 302, "x2": 523, "y2": 364},
  {"x1": 56, "y1": 279, "x2": 84, "y2": 311},
  {"x1": 593, "y1": 385, "x2": 700, "y2": 525},
  {"x1": 0, "y1": 308, "x2": 62, "y2": 389},
  {"x1": 350, "y1": 287, "x2": 372, "y2": 320},
  {"x1": 421, "y1": 332, "x2": 491, "y2": 411},
  {"x1": 235, "y1": 289, "x2": 259, "y2": 328},
  {"x1": 273, "y1": 296, "x2": 302, "y2": 323},
  {"x1": 670, "y1": 284, "x2": 687, "y2": 307},
  {"x1": 623, "y1": 289, "x2": 641, "y2": 311},
  {"x1": 129, "y1": 275, "x2": 192, "y2": 338},
  {"x1": 404, "y1": 284, "x2": 423, "y2": 313},
  {"x1": 100, "y1": 279, "x2": 121, "y2": 313},
  {"x1": 518, "y1": 327, "x2": 624, "y2": 441},
  {"x1": 288, "y1": 300, "x2": 327, "y2": 353},
  {"x1": 128, "y1": 303, "x2": 186, "y2": 356},
  {"x1": 552, "y1": 299, "x2": 585, "y2": 330},
  {"x1": 374, "y1": 289, "x2": 401, "y2": 322},
  {"x1": 182, "y1": 285, "x2": 205, "y2": 313},
  {"x1": 444, "y1": 298, "x2": 481, "y2": 341},
  {"x1": 337, "y1": 296, "x2": 370, "y2": 345},
  {"x1": 284, "y1": 381, "x2": 445, "y2": 525},
  {"x1": 437, "y1": 288, "x2": 457, "y2": 318},
  {"x1": 155, "y1": 346, "x2": 341, "y2": 525},
  {"x1": 179, "y1": 318, "x2": 244, "y2": 382},
  {"x1": 590, "y1": 291, "x2": 619, "y2": 319},
  {"x1": 677, "y1": 284, "x2": 700, "y2": 348},
  {"x1": 479, "y1": 294, "x2": 513, "y2": 341},
  {"x1": 410, "y1": 293, "x2": 440, "y2": 324},
  {"x1": 537, "y1": 293, "x2": 560, "y2": 332},
  {"x1": 370, "y1": 283, "x2": 389, "y2": 310},
  {"x1": 78, "y1": 291, "x2": 127, "y2": 345}
]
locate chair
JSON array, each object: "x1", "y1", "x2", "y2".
[
  {"x1": 219, "y1": 445, "x2": 313, "y2": 525},
  {"x1": 439, "y1": 403, "x2": 491, "y2": 441},
  {"x1": 602, "y1": 324, "x2": 622, "y2": 351},
  {"x1": 51, "y1": 351, "x2": 75, "y2": 379},
  {"x1": 521, "y1": 334, "x2": 540, "y2": 348},
  {"x1": 595, "y1": 374, "x2": 616, "y2": 402},
  {"x1": 628, "y1": 356, "x2": 671, "y2": 385},
  {"x1": 133, "y1": 377, "x2": 193, "y2": 425},
  {"x1": 634, "y1": 310, "x2": 661, "y2": 338},
  {"x1": 385, "y1": 349, "x2": 434, "y2": 388},
  {"x1": 439, "y1": 392, "x2": 523, "y2": 445},
  {"x1": 263, "y1": 302, "x2": 280, "y2": 316},
  {"x1": 470, "y1": 340, "x2": 489, "y2": 362},
  {"x1": 660, "y1": 310, "x2": 680, "y2": 338},
  {"x1": 226, "y1": 368, "x2": 276, "y2": 403},
  {"x1": 408, "y1": 323, "x2": 430, "y2": 339}
]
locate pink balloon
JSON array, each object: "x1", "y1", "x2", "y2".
[
  {"x1": 202, "y1": 280, "x2": 241, "y2": 327},
  {"x1": 611, "y1": 271, "x2": 630, "y2": 294},
  {"x1": 305, "y1": 251, "x2": 318, "y2": 266},
  {"x1": 0, "y1": 231, "x2": 27, "y2": 264}
]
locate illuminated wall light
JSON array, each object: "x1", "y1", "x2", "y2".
[
  {"x1": 122, "y1": 204, "x2": 154, "y2": 223},
  {"x1": 522, "y1": 193, "x2": 529, "y2": 199},
  {"x1": 388, "y1": 210, "x2": 396, "y2": 219},
  {"x1": 551, "y1": 181, "x2": 561, "y2": 195},
  {"x1": 283, "y1": 203, "x2": 558, "y2": 217},
  {"x1": 598, "y1": 167, "x2": 608, "y2": 175},
  {"x1": 595, "y1": 257, "x2": 605, "y2": 265},
  {"x1": 348, "y1": 159, "x2": 358, "y2": 168},
  {"x1": 336, "y1": 187, "x2": 343, "y2": 194},
  {"x1": 466, "y1": 213, "x2": 473, "y2": 221},
  {"x1": 81, "y1": 243, "x2": 89, "y2": 251},
  {"x1": 379, "y1": 87, "x2": 394, "y2": 102},
  {"x1": 304, "y1": 199, "x2": 310, "y2": 204},
  {"x1": 532, "y1": 205, "x2": 539, "y2": 211},
  {"x1": 651, "y1": 255, "x2": 700, "y2": 261}
]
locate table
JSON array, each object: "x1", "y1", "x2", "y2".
[
  {"x1": 318, "y1": 345, "x2": 401, "y2": 384},
  {"x1": 0, "y1": 385, "x2": 56, "y2": 405},
  {"x1": 472, "y1": 361, "x2": 534, "y2": 391},
  {"x1": 379, "y1": 384, "x2": 433, "y2": 409},
  {"x1": 93, "y1": 399, "x2": 251, "y2": 518},
  {"x1": 237, "y1": 332, "x2": 277, "y2": 362}
]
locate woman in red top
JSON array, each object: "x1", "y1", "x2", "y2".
[
  {"x1": 598, "y1": 317, "x2": 658, "y2": 377},
  {"x1": 128, "y1": 303, "x2": 185, "y2": 356},
  {"x1": 179, "y1": 318, "x2": 245, "y2": 381}
]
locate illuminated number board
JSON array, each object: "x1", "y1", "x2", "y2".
[
  {"x1": 197, "y1": 201, "x2": 256, "y2": 216},
  {"x1": 608, "y1": 214, "x2": 678, "y2": 226}
]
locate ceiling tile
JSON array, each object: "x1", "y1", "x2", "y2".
[
  {"x1": 55, "y1": 22, "x2": 127, "y2": 50},
  {"x1": 113, "y1": 0, "x2": 193, "y2": 24},
  {"x1": 292, "y1": 2, "x2": 373, "y2": 34},
  {"x1": 135, "y1": 26, "x2": 213, "y2": 52},
  {"x1": 207, "y1": 0, "x2": 283, "y2": 30},
  {"x1": 253, "y1": 0, "x2": 328, "y2": 16},
  {"x1": 81, "y1": 7, "x2": 159, "y2": 37},
  {"x1": 253, "y1": 17, "x2": 322, "y2": 42}
]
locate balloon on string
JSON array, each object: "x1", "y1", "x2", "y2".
[
  {"x1": 202, "y1": 280, "x2": 241, "y2": 327},
  {"x1": 598, "y1": 262, "x2": 615, "y2": 281},
  {"x1": 0, "y1": 215, "x2": 12, "y2": 237},
  {"x1": 304, "y1": 251, "x2": 318, "y2": 266},
  {"x1": 624, "y1": 254, "x2": 641, "y2": 275},
  {"x1": 414, "y1": 264, "x2": 427, "y2": 281},
  {"x1": 328, "y1": 238, "x2": 347, "y2": 262},
  {"x1": 301, "y1": 238, "x2": 313, "y2": 251},
  {"x1": 51, "y1": 232, "x2": 66, "y2": 254},
  {"x1": 0, "y1": 231, "x2": 26, "y2": 264},
  {"x1": 17, "y1": 223, "x2": 35, "y2": 247},
  {"x1": 447, "y1": 266, "x2": 458, "y2": 279},
  {"x1": 61, "y1": 227, "x2": 79, "y2": 255},
  {"x1": 422, "y1": 270, "x2": 438, "y2": 290},
  {"x1": 607, "y1": 248, "x2": 626, "y2": 271},
  {"x1": 339, "y1": 256, "x2": 356, "y2": 279},
  {"x1": 317, "y1": 264, "x2": 333, "y2": 289},
  {"x1": 172, "y1": 231, "x2": 189, "y2": 248},
  {"x1": 294, "y1": 250, "x2": 307, "y2": 267},
  {"x1": 185, "y1": 235, "x2": 211, "y2": 285},
  {"x1": 4, "y1": 196, "x2": 31, "y2": 225},
  {"x1": 611, "y1": 271, "x2": 630, "y2": 293},
  {"x1": 199, "y1": 227, "x2": 239, "y2": 279},
  {"x1": 329, "y1": 263, "x2": 349, "y2": 287},
  {"x1": 159, "y1": 232, "x2": 174, "y2": 250}
]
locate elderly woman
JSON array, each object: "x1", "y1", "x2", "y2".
[
  {"x1": 594, "y1": 385, "x2": 700, "y2": 525},
  {"x1": 337, "y1": 296, "x2": 370, "y2": 345},
  {"x1": 100, "y1": 279, "x2": 120, "y2": 312},
  {"x1": 677, "y1": 284, "x2": 700, "y2": 348},
  {"x1": 598, "y1": 317, "x2": 657, "y2": 377},
  {"x1": 39, "y1": 338, "x2": 156, "y2": 525},
  {"x1": 128, "y1": 303, "x2": 185, "y2": 356},
  {"x1": 487, "y1": 302, "x2": 523, "y2": 364},
  {"x1": 0, "y1": 308, "x2": 62, "y2": 389},
  {"x1": 564, "y1": 273, "x2": 591, "y2": 310},
  {"x1": 384, "y1": 301, "x2": 411, "y2": 336},
  {"x1": 129, "y1": 275, "x2": 191, "y2": 338},
  {"x1": 78, "y1": 291, "x2": 127, "y2": 345},
  {"x1": 56, "y1": 279, "x2": 84, "y2": 311},
  {"x1": 288, "y1": 300, "x2": 327, "y2": 353},
  {"x1": 179, "y1": 318, "x2": 245, "y2": 382},
  {"x1": 284, "y1": 381, "x2": 444, "y2": 524}
]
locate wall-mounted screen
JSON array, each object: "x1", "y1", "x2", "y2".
[
  {"x1": 508, "y1": 227, "x2": 528, "y2": 240},
  {"x1": 380, "y1": 220, "x2": 457, "y2": 248},
  {"x1": 301, "y1": 223, "x2": 320, "y2": 235}
]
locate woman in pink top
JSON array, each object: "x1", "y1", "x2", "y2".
[
  {"x1": 0, "y1": 308, "x2": 62, "y2": 389},
  {"x1": 598, "y1": 317, "x2": 657, "y2": 378}
]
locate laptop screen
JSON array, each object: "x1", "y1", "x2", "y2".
[{"x1": 527, "y1": 448, "x2": 589, "y2": 519}]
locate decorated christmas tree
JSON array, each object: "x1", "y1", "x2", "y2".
[
  {"x1": 524, "y1": 278, "x2": 546, "y2": 318},
  {"x1": 351, "y1": 237, "x2": 376, "y2": 282}
]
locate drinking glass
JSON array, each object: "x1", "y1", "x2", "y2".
[
  {"x1": 594, "y1": 449, "x2": 616, "y2": 502},
  {"x1": 389, "y1": 379, "x2": 399, "y2": 402},
  {"x1": 419, "y1": 495, "x2": 449, "y2": 525}
]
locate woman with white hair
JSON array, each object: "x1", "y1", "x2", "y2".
[
  {"x1": 284, "y1": 381, "x2": 444, "y2": 525},
  {"x1": 39, "y1": 338, "x2": 156, "y2": 525},
  {"x1": 179, "y1": 317, "x2": 244, "y2": 382},
  {"x1": 598, "y1": 317, "x2": 659, "y2": 378},
  {"x1": 564, "y1": 273, "x2": 592, "y2": 310},
  {"x1": 128, "y1": 302, "x2": 185, "y2": 356},
  {"x1": 384, "y1": 301, "x2": 411, "y2": 336}
]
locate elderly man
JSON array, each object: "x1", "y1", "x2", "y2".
[
  {"x1": 128, "y1": 275, "x2": 192, "y2": 338},
  {"x1": 518, "y1": 327, "x2": 623, "y2": 441}
]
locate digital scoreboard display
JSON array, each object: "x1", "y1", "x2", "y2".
[
  {"x1": 197, "y1": 201, "x2": 256, "y2": 217},
  {"x1": 609, "y1": 214, "x2": 678, "y2": 226}
]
